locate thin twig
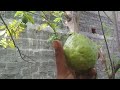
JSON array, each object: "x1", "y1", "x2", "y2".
[
  {"x1": 104, "y1": 60, "x2": 110, "y2": 78},
  {"x1": 63, "y1": 11, "x2": 72, "y2": 22},
  {"x1": 103, "y1": 11, "x2": 114, "y2": 24},
  {"x1": 98, "y1": 11, "x2": 114, "y2": 79},
  {"x1": 84, "y1": 11, "x2": 113, "y2": 24},
  {"x1": 42, "y1": 11, "x2": 57, "y2": 34},
  {"x1": 0, "y1": 14, "x2": 34, "y2": 64},
  {"x1": 114, "y1": 64, "x2": 120, "y2": 74},
  {"x1": 109, "y1": 64, "x2": 120, "y2": 79},
  {"x1": 27, "y1": 11, "x2": 57, "y2": 34}
]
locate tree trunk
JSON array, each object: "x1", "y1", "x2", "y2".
[
  {"x1": 64, "y1": 11, "x2": 80, "y2": 33},
  {"x1": 112, "y1": 11, "x2": 120, "y2": 52}
]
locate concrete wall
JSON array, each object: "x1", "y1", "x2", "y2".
[
  {"x1": 79, "y1": 11, "x2": 114, "y2": 35},
  {"x1": 0, "y1": 30, "x2": 56, "y2": 79}
]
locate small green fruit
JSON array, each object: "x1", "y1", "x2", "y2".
[{"x1": 22, "y1": 17, "x2": 28, "y2": 24}]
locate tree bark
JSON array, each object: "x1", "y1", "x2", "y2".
[
  {"x1": 64, "y1": 11, "x2": 80, "y2": 33},
  {"x1": 112, "y1": 11, "x2": 120, "y2": 52}
]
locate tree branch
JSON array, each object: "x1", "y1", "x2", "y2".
[
  {"x1": 0, "y1": 14, "x2": 35, "y2": 64},
  {"x1": 103, "y1": 11, "x2": 114, "y2": 24},
  {"x1": 27, "y1": 11, "x2": 57, "y2": 34},
  {"x1": 98, "y1": 11, "x2": 114, "y2": 79},
  {"x1": 114, "y1": 64, "x2": 120, "y2": 73},
  {"x1": 41, "y1": 11, "x2": 57, "y2": 34},
  {"x1": 109, "y1": 64, "x2": 120, "y2": 79},
  {"x1": 63, "y1": 11, "x2": 72, "y2": 22}
]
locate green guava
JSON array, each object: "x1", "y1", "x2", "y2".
[
  {"x1": 22, "y1": 17, "x2": 28, "y2": 24},
  {"x1": 63, "y1": 33, "x2": 98, "y2": 71}
]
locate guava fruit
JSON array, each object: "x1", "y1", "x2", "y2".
[
  {"x1": 63, "y1": 33, "x2": 98, "y2": 71},
  {"x1": 22, "y1": 17, "x2": 28, "y2": 24}
]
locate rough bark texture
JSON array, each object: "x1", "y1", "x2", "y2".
[
  {"x1": 112, "y1": 11, "x2": 120, "y2": 52},
  {"x1": 64, "y1": 11, "x2": 80, "y2": 33}
]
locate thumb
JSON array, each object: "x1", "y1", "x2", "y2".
[
  {"x1": 52, "y1": 40, "x2": 74, "y2": 78},
  {"x1": 52, "y1": 40, "x2": 63, "y2": 49}
]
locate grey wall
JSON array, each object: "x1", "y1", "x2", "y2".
[
  {"x1": 0, "y1": 30, "x2": 56, "y2": 79},
  {"x1": 79, "y1": 11, "x2": 114, "y2": 35}
]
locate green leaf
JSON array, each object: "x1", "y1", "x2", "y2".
[
  {"x1": 4, "y1": 20, "x2": 25, "y2": 39},
  {"x1": 0, "y1": 25, "x2": 6, "y2": 30},
  {"x1": 48, "y1": 33, "x2": 60, "y2": 42},
  {"x1": 8, "y1": 40, "x2": 15, "y2": 48},
  {"x1": 53, "y1": 17, "x2": 62, "y2": 22},
  {"x1": 52, "y1": 11, "x2": 64, "y2": 17},
  {"x1": 24, "y1": 13, "x2": 34, "y2": 24},
  {"x1": 20, "y1": 23, "x2": 27, "y2": 28},
  {"x1": 38, "y1": 23, "x2": 48, "y2": 31},
  {"x1": 0, "y1": 38, "x2": 8, "y2": 48},
  {"x1": 3, "y1": 45, "x2": 7, "y2": 48},
  {"x1": 50, "y1": 23, "x2": 57, "y2": 28},
  {"x1": 15, "y1": 31, "x2": 20, "y2": 39},
  {"x1": 14, "y1": 11, "x2": 24, "y2": 17}
]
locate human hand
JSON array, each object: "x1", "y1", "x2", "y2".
[{"x1": 52, "y1": 40, "x2": 97, "y2": 79}]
